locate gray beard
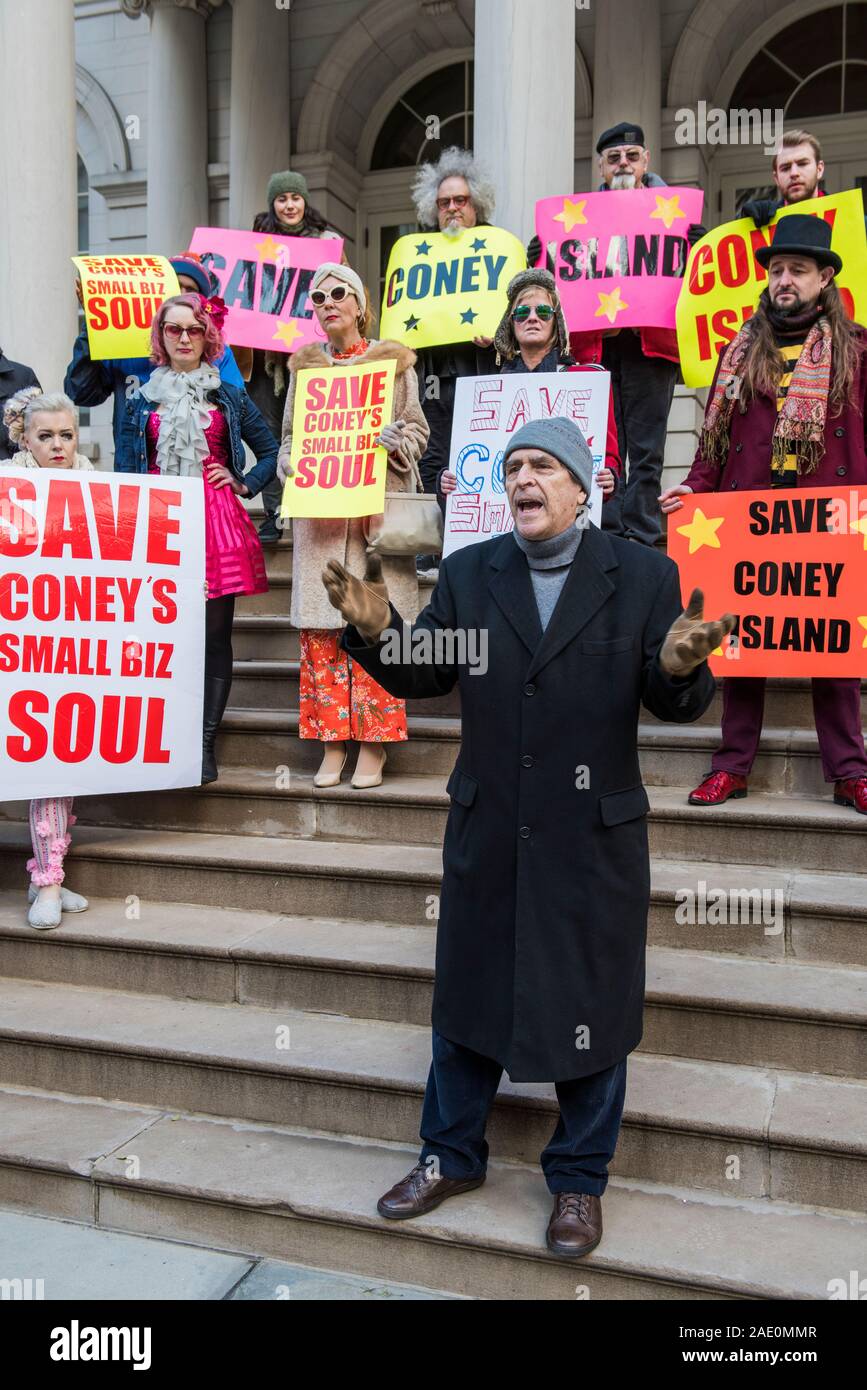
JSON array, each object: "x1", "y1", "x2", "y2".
[
  {"x1": 610, "y1": 173, "x2": 638, "y2": 189},
  {"x1": 441, "y1": 220, "x2": 465, "y2": 240}
]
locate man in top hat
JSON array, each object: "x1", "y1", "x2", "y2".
[
  {"x1": 554, "y1": 122, "x2": 706, "y2": 547},
  {"x1": 660, "y1": 214, "x2": 867, "y2": 814},
  {"x1": 322, "y1": 413, "x2": 731, "y2": 1256}
]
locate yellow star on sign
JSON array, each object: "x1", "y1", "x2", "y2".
[
  {"x1": 594, "y1": 286, "x2": 629, "y2": 323},
  {"x1": 676, "y1": 506, "x2": 725, "y2": 555},
  {"x1": 649, "y1": 193, "x2": 687, "y2": 230},
  {"x1": 553, "y1": 198, "x2": 588, "y2": 233},
  {"x1": 272, "y1": 319, "x2": 303, "y2": 348},
  {"x1": 256, "y1": 235, "x2": 285, "y2": 262},
  {"x1": 850, "y1": 514, "x2": 867, "y2": 549},
  {"x1": 858, "y1": 617, "x2": 867, "y2": 648}
]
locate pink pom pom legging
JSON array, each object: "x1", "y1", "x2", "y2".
[{"x1": 27, "y1": 798, "x2": 76, "y2": 887}]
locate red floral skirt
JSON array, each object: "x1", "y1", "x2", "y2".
[{"x1": 298, "y1": 629, "x2": 407, "y2": 742}]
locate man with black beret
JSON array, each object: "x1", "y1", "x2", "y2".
[{"x1": 558, "y1": 121, "x2": 707, "y2": 548}]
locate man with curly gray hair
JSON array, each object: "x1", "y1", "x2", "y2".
[
  {"x1": 409, "y1": 147, "x2": 503, "y2": 573},
  {"x1": 411, "y1": 145, "x2": 497, "y2": 234}
]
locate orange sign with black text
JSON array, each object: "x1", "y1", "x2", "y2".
[{"x1": 667, "y1": 488, "x2": 867, "y2": 677}]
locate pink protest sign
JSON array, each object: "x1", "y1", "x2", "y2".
[
  {"x1": 187, "y1": 226, "x2": 345, "y2": 353},
  {"x1": 534, "y1": 187, "x2": 704, "y2": 333}
]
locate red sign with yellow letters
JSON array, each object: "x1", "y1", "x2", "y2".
[{"x1": 667, "y1": 488, "x2": 867, "y2": 677}]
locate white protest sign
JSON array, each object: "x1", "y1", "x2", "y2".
[
  {"x1": 443, "y1": 369, "x2": 610, "y2": 557},
  {"x1": 0, "y1": 469, "x2": 206, "y2": 799}
]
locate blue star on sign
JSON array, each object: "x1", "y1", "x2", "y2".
[
  {"x1": 460, "y1": 308, "x2": 478, "y2": 324},
  {"x1": 470, "y1": 237, "x2": 487, "y2": 251},
  {"x1": 404, "y1": 315, "x2": 420, "y2": 330},
  {"x1": 415, "y1": 240, "x2": 432, "y2": 255}
]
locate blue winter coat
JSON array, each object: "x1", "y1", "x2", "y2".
[{"x1": 115, "y1": 380, "x2": 278, "y2": 498}]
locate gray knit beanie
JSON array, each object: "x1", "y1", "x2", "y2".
[
  {"x1": 503, "y1": 417, "x2": 593, "y2": 493},
  {"x1": 267, "y1": 170, "x2": 310, "y2": 207},
  {"x1": 493, "y1": 268, "x2": 570, "y2": 364}
]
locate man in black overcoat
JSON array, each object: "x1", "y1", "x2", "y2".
[{"x1": 323, "y1": 416, "x2": 732, "y2": 1257}]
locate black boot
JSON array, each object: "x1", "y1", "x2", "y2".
[{"x1": 201, "y1": 676, "x2": 233, "y2": 784}]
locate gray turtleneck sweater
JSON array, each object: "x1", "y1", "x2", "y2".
[{"x1": 513, "y1": 522, "x2": 582, "y2": 632}]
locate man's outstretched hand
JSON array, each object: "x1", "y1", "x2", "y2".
[
  {"x1": 322, "y1": 551, "x2": 391, "y2": 642},
  {"x1": 660, "y1": 588, "x2": 735, "y2": 677}
]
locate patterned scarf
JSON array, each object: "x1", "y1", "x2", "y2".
[
  {"x1": 141, "y1": 364, "x2": 221, "y2": 476},
  {"x1": 700, "y1": 305, "x2": 832, "y2": 476}
]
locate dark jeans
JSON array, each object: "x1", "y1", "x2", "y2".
[
  {"x1": 419, "y1": 1029, "x2": 627, "y2": 1196},
  {"x1": 713, "y1": 676, "x2": 867, "y2": 781},
  {"x1": 601, "y1": 331, "x2": 678, "y2": 546}
]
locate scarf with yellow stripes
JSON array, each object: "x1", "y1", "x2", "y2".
[{"x1": 700, "y1": 304, "x2": 832, "y2": 476}]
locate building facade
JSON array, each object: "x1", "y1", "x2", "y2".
[{"x1": 1, "y1": 0, "x2": 865, "y2": 471}]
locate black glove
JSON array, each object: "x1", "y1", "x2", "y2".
[
  {"x1": 686, "y1": 222, "x2": 706, "y2": 247},
  {"x1": 526, "y1": 234, "x2": 542, "y2": 267},
  {"x1": 739, "y1": 197, "x2": 779, "y2": 227}
]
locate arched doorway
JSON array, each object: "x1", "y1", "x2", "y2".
[
  {"x1": 712, "y1": 2, "x2": 867, "y2": 218},
  {"x1": 357, "y1": 57, "x2": 474, "y2": 317}
]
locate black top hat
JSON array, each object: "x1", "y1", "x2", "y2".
[{"x1": 754, "y1": 213, "x2": 842, "y2": 273}]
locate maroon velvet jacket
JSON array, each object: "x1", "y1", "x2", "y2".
[{"x1": 683, "y1": 329, "x2": 867, "y2": 494}]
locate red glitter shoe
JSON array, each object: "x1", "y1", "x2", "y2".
[
  {"x1": 688, "y1": 771, "x2": 748, "y2": 806},
  {"x1": 834, "y1": 777, "x2": 867, "y2": 815}
]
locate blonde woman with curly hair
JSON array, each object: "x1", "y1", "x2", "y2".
[{"x1": 1, "y1": 389, "x2": 92, "y2": 929}]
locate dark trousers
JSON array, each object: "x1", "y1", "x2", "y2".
[
  {"x1": 419, "y1": 1029, "x2": 627, "y2": 1196},
  {"x1": 713, "y1": 676, "x2": 867, "y2": 781},
  {"x1": 601, "y1": 331, "x2": 678, "y2": 546}
]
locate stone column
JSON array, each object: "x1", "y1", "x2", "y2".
[
  {"x1": 473, "y1": 0, "x2": 575, "y2": 242},
  {"x1": 0, "y1": 0, "x2": 78, "y2": 392},
  {"x1": 229, "y1": 0, "x2": 291, "y2": 228},
  {"x1": 593, "y1": 0, "x2": 661, "y2": 173},
  {"x1": 123, "y1": 0, "x2": 222, "y2": 252}
]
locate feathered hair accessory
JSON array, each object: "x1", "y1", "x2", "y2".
[{"x1": 2, "y1": 386, "x2": 42, "y2": 444}]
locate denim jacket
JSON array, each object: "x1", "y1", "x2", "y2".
[{"x1": 116, "y1": 380, "x2": 279, "y2": 497}]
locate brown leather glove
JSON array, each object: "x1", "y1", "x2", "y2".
[
  {"x1": 322, "y1": 551, "x2": 391, "y2": 642},
  {"x1": 660, "y1": 587, "x2": 735, "y2": 678}
]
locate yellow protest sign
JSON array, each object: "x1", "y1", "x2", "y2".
[
  {"x1": 378, "y1": 226, "x2": 527, "y2": 347},
  {"x1": 73, "y1": 255, "x2": 181, "y2": 360},
  {"x1": 676, "y1": 189, "x2": 867, "y2": 387},
  {"x1": 280, "y1": 359, "x2": 396, "y2": 519}
]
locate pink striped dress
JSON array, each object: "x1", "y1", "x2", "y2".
[{"x1": 146, "y1": 408, "x2": 268, "y2": 598}]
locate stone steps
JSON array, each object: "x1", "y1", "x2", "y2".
[
  {"x1": 16, "y1": 753, "x2": 859, "y2": 872},
  {"x1": 0, "y1": 880, "x2": 864, "y2": 1075},
  {"x1": 2, "y1": 1084, "x2": 863, "y2": 1300},
  {"x1": 0, "y1": 964, "x2": 864, "y2": 1210},
  {"x1": 1, "y1": 823, "x2": 864, "y2": 966}
]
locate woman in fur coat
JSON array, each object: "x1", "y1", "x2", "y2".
[{"x1": 277, "y1": 262, "x2": 429, "y2": 788}]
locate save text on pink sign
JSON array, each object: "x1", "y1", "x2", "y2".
[
  {"x1": 187, "y1": 226, "x2": 345, "y2": 353},
  {"x1": 534, "y1": 186, "x2": 704, "y2": 333}
]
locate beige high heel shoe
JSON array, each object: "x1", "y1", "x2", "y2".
[
  {"x1": 314, "y1": 743, "x2": 348, "y2": 788},
  {"x1": 351, "y1": 746, "x2": 388, "y2": 789}
]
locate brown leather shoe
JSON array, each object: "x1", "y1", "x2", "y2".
[
  {"x1": 546, "y1": 1192, "x2": 603, "y2": 1257},
  {"x1": 377, "y1": 1160, "x2": 486, "y2": 1220}
]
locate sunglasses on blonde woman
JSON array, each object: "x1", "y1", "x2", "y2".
[{"x1": 512, "y1": 304, "x2": 555, "y2": 322}]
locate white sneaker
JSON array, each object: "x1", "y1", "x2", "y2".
[
  {"x1": 27, "y1": 884, "x2": 89, "y2": 913},
  {"x1": 27, "y1": 894, "x2": 63, "y2": 930}
]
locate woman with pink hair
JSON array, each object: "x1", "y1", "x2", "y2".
[{"x1": 117, "y1": 293, "x2": 279, "y2": 782}]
